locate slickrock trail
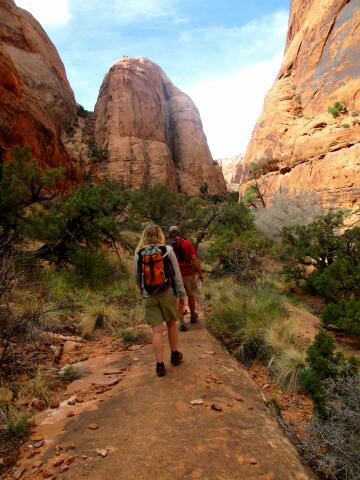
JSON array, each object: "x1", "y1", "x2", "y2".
[{"x1": 14, "y1": 319, "x2": 315, "y2": 480}]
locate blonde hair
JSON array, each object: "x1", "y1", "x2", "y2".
[{"x1": 135, "y1": 224, "x2": 165, "y2": 253}]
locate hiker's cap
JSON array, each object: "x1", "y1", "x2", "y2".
[{"x1": 168, "y1": 225, "x2": 180, "y2": 236}]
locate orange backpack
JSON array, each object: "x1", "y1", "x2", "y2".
[{"x1": 138, "y1": 245, "x2": 174, "y2": 294}]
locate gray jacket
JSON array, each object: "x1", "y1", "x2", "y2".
[{"x1": 133, "y1": 244, "x2": 185, "y2": 299}]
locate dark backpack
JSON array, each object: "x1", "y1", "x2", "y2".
[
  {"x1": 166, "y1": 237, "x2": 185, "y2": 263},
  {"x1": 166, "y1": 237, "x2": 193, "y2": 274},
  {"x1": 138, "y1": 245, "x2": 174, "y2": 294}
]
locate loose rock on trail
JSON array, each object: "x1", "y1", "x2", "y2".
[{"x1": 9, "y1": 315, "x2": 315, "y2": 480}]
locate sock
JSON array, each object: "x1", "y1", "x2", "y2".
[{"x1": 157, "y1": 361, "x2": 164, "y2": 367}]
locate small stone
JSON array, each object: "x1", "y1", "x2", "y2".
[
  {"x1": 235, "y1": 397, "x2": 244, "y2": 402},
  {"x1": 237, "y1": 456, "x2": 244, "y2": 465},
  {"x1": 33, "y1": 399, "x2": 47, "y2": 410},
  {"x1": 96, "y1": 448, "x2": 108, "y2": 457},
  {"x1": 128, "y1": 345, "x2": 142, "y2": 351},
  {"x1": 190, "y1": 399, "x2": 204, "y2": 405},
  {"x1": 88, "y1": 423, "x2": 98, "y2": 430},
  {"x1": 211, "y1": 403, "x2": 222, "y2": 412},
  {"x1": 204, "y1": 350, "x2": 216, "y2": 355},
  {"x1": 63, "y1": 340, "x2": 81, "y2": 354},
  {"x1": 65, "y1": 456, "x2": 75, "y2": 465},
  {"x1": 59, "y1": 465, "x2": 69, "y2": 472},
  {"x1": 13, "y1": 467, "x2": 26, "y2": 480},
  {"x1": 61, "y1": 442, "x2": 76, "y2": 450},
  {"x1": 248, "y1": 406, "x2": 254, "y2": 411},
  {"x1": 81, "y1": 455, "x2": 87, "y2": 460},
  {"x1": 50, "y1": 402, "x2": 59, "y2": 409},
  {"x1": 227, "y1": 402, "x2": 233, "y2": 407},
  {"x1": 249, "y1": 458, "x2": 257, "y2": 465},
  {"x1": 33, "y1": 440, "x2": 45, "y2": 448},
  {"x1": 42, "y1": 470, "x2": 53, "y2": 478},
  {"x1": 66, "y1": 411, "x2": 75, "y2": 417},
  {"x1": 53, "y1": 458, "x2": 64, "y2": 467},
  {"x1": 32, "y1": 461, "x2": 43, "y2": 468},
  {"x1": 67, "y1": 400, "x2": 76, "y2": 406}
]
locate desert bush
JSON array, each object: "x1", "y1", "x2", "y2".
[
  {"x1": 17, "y1": 369, "x2": 54, "y2": 404},
  {"x1": 272, "y1": 346, "x2": 306, "y2": 391},
  {"x1": 299, "y1": 329, "x2": 359, "y2": 416},
  {"x1": 88, "y1": 141, "x2": 108, "y2": 162},
  {"x1": 242, "y1": 162, "x2": 267, "y2": 208},
  {"x1": 119, "y1": 329, "x2": 147, "y2": 346},
  {"x1": 296, "y1": 372, "x2": 360, "y2": 480},
  {"x1": 207, "y1": 284, "x2": 287, "y2": 362},
  {"x1": 321, "y1": 299, "x2": 360, "y2": 335},
  {"x1": 254, "y1": 192, "x2": 323, "y2": 239},
  {"x1": 80, "y1": 301, "x2": 119, "y2": 338},
  {"x1": 328, "y1": 101, "x2": 346, "y2": 118},
  {"x1": 59, "y1": 365, "x2": 81, "y2": 382},
  {"x1": 206, "y1": 230, "x2": 271, "y2": 287},
  {"x1": 7, "y1": 416, "x2": 29, "y2": 438}
]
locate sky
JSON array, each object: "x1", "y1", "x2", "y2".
[{"x1": 15, "y1": 0, "x2": 290, "y2": 159}]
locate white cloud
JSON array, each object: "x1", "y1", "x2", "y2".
[
  {"x1": 113, "y1": 0, "x2": 182, "y2": 23},
  {"x1": 72, "y1": 0, "x2": 183, "y2": 24},
  {"x1": 15, "y1": 0, "x2": 71, "y2": 27},
  {"x1": 182, "y1": 54, "x2": 283, "y2": 159}
]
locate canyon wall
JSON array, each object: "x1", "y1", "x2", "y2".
[
  {"x1": 93, "y1": 57, "x2": 227, "y2": 195},
  {"x1": 217, "y1": 155, "x2": 244, "y2": 191},
  {"x1": 0, "y1": 0, "x2": 79, "y2": 179},
  {"x1": 240, "y1": 0, "x2": 360, "y2": 209}
]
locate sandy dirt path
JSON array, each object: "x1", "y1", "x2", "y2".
[{"x1": 13, "y1": 318, "x2": 316, "y2": 480}]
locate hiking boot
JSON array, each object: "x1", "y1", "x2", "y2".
[
  {"x1": 190, "y1": 312, "x2": 198, "y2": 323},
  {"x1": 171, "y1": 351, "x2": 183, "y2": 366},
  {"x1": 156, "y1": 363, "x2": 166, "y2": 377},
  {"x1": 179, "y1": 319, "x2": 187, "y2": 331}
]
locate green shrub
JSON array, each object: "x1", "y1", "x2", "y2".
[
  {"x1": 207, "y1": 285, "x2": 286, "y2": 362},
  {"x1": 7, "y1": 416, "x2": 29, "y2": 438},
  {"x1": 321, "y1": 299, "x2": 360, "y2": 335},
  {"x1": 119, "y1": 329, "x2": 147, "y2": 346},
  {"x1": 69, "y1": 249, "x2": 125, "y2": 290},
  {"x1": 312, "y1": 256, "x2": 360, "y2": 302},
  {"x1": 299, "y1": 329, "x2": 358, "y2": 416},
  {"x1": 59, "y1": 365, "x2": 81, "y2": 382},
  {"x1": 88, "y1": 141, "x2": 108, "y2": 162},
  {"x1": 328, "y1": 102, "x2": 346, "y2": 118}
]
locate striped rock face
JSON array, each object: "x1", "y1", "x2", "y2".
[
  {"x1": 240, "y1": 0, "x2": 360, "y2": 210},
  {"x1": 93, "y1": 57, "x2": 227, "y2": 196}
]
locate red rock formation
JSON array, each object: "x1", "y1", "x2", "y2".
[
  {"x1": 240, "y1": 0, "x2": 360, "y2": 209},
  {"x1": 0, "y1": 0, "x2": 79, "y2": 180},
  {"x1": 218, "y1": 155, "x2": 244, "y2": 185},
  {"x1": 93, "y1": 57, "x2": 227, "y2": 195}
]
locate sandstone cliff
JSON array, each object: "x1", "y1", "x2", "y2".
[
  {"x1": 218, "y1": 155, "x2": 244, "y2": 183},
  {"x1": 0, "y1": 0, "x2": 79, "y2": 179},
  {"x1": 240, "y1": 0, "x2": 360, "y2": 209},
  {"x1": 92, "y1": 57, "x2": 227, "y2": 195}
]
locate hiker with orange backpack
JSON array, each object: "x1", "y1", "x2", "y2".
[
  {"x1": 134, "y1": 224, "x2": 186, "y2": 377},
  {"x1": 166, "y1": 226, "x2": 204, "y2": 332}
]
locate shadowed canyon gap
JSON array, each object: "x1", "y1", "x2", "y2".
[{"x1": 240, "y1": 0, "x2": 360, "y2": 210}]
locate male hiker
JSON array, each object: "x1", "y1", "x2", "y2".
[{"x1": 166, "y1": 226, "x2": 204, "y2": 331}]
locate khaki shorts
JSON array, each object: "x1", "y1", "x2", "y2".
[
  {"x1": 183, "y1": 275, "x2": 198, "y2": 297},
  {"x1": 143, "y1": 295, "x2": 178, "y2": 327}
]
